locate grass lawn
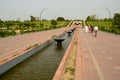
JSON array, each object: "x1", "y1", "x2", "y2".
[
  {"x1": 86, "y1": 21, "x2": 120, "y2": 34},
  {"x1": 87, "y1": 21, "x2": 112, "y2": 27}
]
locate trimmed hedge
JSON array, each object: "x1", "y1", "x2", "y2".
[{"x1": 0, "y1": 30, "x2": 16, "y2": 37}]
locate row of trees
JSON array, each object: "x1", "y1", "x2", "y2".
[
  {"x1": 112, "y1": 13, "x2": 120, "y2": 27},
  {"x1": 86, "y1": 15, "x2": 113, "y2": 21},
  {"x1": 29, "y1": 15, "x2": 65, "y2": 22},
  {"x1": 111, "y1": 13, "x2": 120, "y2": 34},
  {"x1": 0, "y1": 15, "x2": 66, "y2": 22},
  {"x1": 86, "y1": 15, "x2": 98, "y2": 21},
  {"x1": 86, "y1": 13, "x2": 120, "y2": 25}
]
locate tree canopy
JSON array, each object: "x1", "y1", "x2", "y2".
[
  {"x1": 86, "y1": 15, "x2": 97, "y2": 21},
  {"x1": 112, "y1": 13, "x2": 120, "y2": 26},
  {"x1": 86, "y1": 16, "x2": 92, "y2": 21},
  {"x1": 51, "y1": 20, "x2": 57, "y2": 25},
  {"x1": 57, "y1": 17, "x2": 65, "y2": 21}
]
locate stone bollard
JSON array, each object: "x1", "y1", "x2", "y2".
[
  {"x1": 54, "y1": 39, "x2": 65, "y2": 49},
  {"x1": 67, "y1": 31, "x2": 72, "y2": 37}
]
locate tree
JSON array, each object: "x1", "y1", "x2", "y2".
[
  {"x1": 0, "y1": 19, "x2": 3, "y2": 22},
  {"x1": 57, "y1": 17, "x2": 65, "y2": 21},
  {"x1": 30, "y1": 16, "x2": 36, "y2": 22},
  {"x1": 104, "y1": 18, "x2": 108, "y2": 21},
  {"x1": 51, "y1": 20, "x2": 57, "y2": 28},
  {"x1": 86, "y1": 15, "x2": 97, "y2": 21},
  {"x1": 86, "y1": 16, "x2": 92, "y2": 21},
  {"x1": 51, "y1": 20, "x2": 57, "y2": 25},
  {"x1": 91, "y1": 15, "x2": 97, "y2": 20},
  {"x1": 112, "y1": 13, "x2": 120, "y2": 26}
]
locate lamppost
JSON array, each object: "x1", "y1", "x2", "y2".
[
  {"x1": 101, "y1": 7, "x2": 111, "y2": 28},
  {"x1": 40, "y1": 8, "x2": 48, "y2": 21},
  {"x1": 53, "y1": 15, "x2": 58, "y2": 20}
]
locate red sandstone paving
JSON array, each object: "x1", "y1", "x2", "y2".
[
  {"x1": 79, "y1": 28, "x2": 120, "y2": 80},
  {"x1": 0, "y1": 27, "x2": 72, "y2": 64},
  {"x1": 1, "y1": 26, "x2": 120, "y2": 80},
  {"x1": 76, "y1": 27, "x2": 99, "y2": 80}
]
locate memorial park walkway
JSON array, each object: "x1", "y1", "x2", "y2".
[
  {"x1": 76, "y1": 27, "x2": 120, "y2": 80},
  {"x1": 0, "y1": 27, "x2": 72, "y2": 65},
  {"x1": 0, "y1": 25, "x2": 120, "y2": 80}
]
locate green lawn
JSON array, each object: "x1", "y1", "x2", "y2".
[
  {"x1": 86, "y1": 21, "x2": 120, "y2": 34},
  {"x1": 87, "y1": 21, "x2": 112, "y2": 27}
]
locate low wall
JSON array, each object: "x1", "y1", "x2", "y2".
[
  {"x1": 0, "y1": 31, "x2": 67, "y2": 75},
  {"x1": 74, "y1": 27, "x2": 83, "y2": 80},
  {"x1": 52, "y1": 28, "x2": 77, "y2": 80}
]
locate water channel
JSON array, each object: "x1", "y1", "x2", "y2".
[{"x1": 0, "y1": 32, "x2": 74, "y2": 80}]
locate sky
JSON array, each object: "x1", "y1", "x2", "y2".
[{"x1": 0, "y1": 0, "x2": 120, "y2": 21}]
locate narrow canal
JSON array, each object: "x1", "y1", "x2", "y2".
[{"x1": 0, "y1": 32, "x2": 74, "y2": 80}]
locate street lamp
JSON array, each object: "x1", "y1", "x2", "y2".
[
  {"x1": 53, "y1": 15, "x2": 58, "y2": 20},
  {"x1": 101, "y1": 7, "x2": 111, "y2": 28},
  {"x1": 40, "y1": 8, "x2": 48, "y2": 21}
]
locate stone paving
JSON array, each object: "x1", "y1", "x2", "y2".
[
  {"x1": 0, "y1": 25, "x2": 120, "y2": 80},
  {"x1": 0, "y1": 27, "x2": 72, "y2": 65},
  {"x1": 78, "y1": 27, "x2": 120, "y2": 80}
]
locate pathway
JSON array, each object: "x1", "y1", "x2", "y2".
[
  {"x1": 77, "y1": 27, "x2": 120, "y2": 80},
  {"x1": 0, "y1": 27, "x2": 72, "y2": 65}
]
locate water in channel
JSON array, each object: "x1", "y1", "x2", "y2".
[{"x1": 0, "y1": 32, "x2": 74, "y2": 80}]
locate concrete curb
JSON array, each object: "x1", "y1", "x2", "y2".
[{"x1": 74, "y1": 27, "x2": 83, "y2": 80}]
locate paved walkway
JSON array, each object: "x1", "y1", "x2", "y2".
[
  {"x1": 0, "y1": 27, "x2": 72, "y2": 65},
  {"x1": 0, "y1": 25, "x2": 120, "y2": 80},
  {"x1": 78, "y1": 27, "x2": 120, "y2": 80}
]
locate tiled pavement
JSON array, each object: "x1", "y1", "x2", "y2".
[
  {"x1": 78, "y1": 28, "x2": 120, "y2": 80},
  {"x1": 0, "y1": 27, "x2": 72, "y2": 65},
  {"x1": 0, "y1": 26, "x2": 120, "y2": 80}
]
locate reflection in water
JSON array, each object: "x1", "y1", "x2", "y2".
[{"x1": 0, "y1": 32, "x2": 74, "y2": 80}]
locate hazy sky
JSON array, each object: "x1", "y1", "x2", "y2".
[{"x1": 0, "y1": 0, "x2": 120, "y2": 21}]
